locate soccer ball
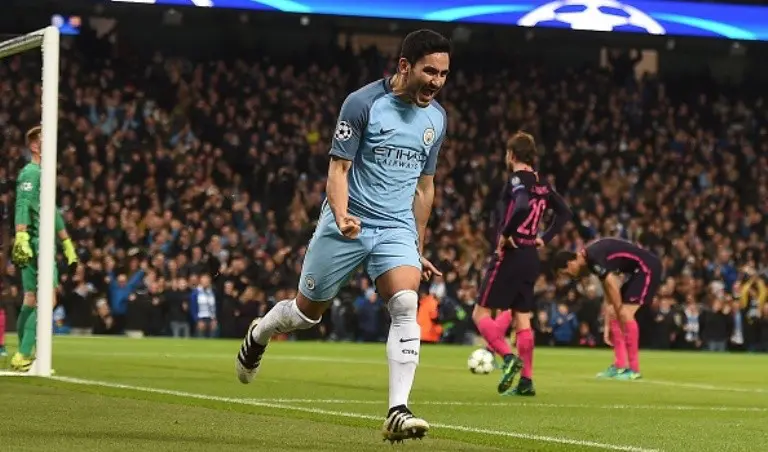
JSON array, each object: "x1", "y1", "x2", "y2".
[
  {"x1": 467, "y1": 349, "x2": 495, "y2": 375},
  {"x1": 517, "y1": 0, "x2": 665, "y2": 35}
]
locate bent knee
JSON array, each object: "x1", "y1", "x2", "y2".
[
  {"x1": 472, "y1": 305, "x2": 491, "y2": 323},
  {"x1": 376, "y1": 265, "x2": 421, "y2": 300},
  {"x1": 387, "y1": 289, "x2": 418, "y2": 322}
]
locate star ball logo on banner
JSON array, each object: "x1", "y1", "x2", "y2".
[{"x1": 517, "y1": 0, "x2": 665, "y2": 35}]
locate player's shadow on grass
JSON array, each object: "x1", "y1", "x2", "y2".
[{"x1": 45, "y1": 429, "x2": 255, "y2": 446}]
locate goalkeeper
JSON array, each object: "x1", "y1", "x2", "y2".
[{"x1": 10, "y1": 126, "x2": 78, "y2": 372}]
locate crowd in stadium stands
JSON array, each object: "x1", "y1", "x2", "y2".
[{"x1": 1, "y1": 39, "x2": 768, "y2": 353}]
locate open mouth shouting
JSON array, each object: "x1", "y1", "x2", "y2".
[{"x1": 416, "y1": 86, "x2": 438, "y2": 105}]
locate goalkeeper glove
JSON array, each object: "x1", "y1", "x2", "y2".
[
  {"x1": 12, "y1": 231, "x2": 34, "y2": 267},
  {"x1": 62, "y1": 238, "x2": 79, "y2": 271}
]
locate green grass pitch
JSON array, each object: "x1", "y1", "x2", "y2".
[{"x1": 1, "y1": 337, "x2": 767, "y2": 451}]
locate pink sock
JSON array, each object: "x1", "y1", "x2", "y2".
[
  {"x1": 516, "y1": 328, "x2": 534, "y2": 379},
  {"x1": 0, "y1": 309, "x2": 5, "y2": 347},
  {"x1": 477, "y1": 316, "x2": 512, "y2": 357},
  {"x1": 624, "y1": 320, "x2": 640, "y2": 372},
  {"x1": 610, "y1": 320, "x2": 628, "y2": 369},
  {"x1": 494, "y1": 310, "x2": 513, "y2": 336}
]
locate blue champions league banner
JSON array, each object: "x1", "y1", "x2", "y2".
[{"x1": 109, "y1": 0, "x2": 768, "y2": 41}]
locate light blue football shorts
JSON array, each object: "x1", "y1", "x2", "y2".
[{"x1": 298, "y1": 212, "x2": 422, "y2": 302}]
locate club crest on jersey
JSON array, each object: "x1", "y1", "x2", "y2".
[
  {"x1": 334, "y1": 121, "x2": 353, "y2": 142},
  {"x1": 305, "y1": 275, "x2": 316, "y2": 291},
  {"x1": 510, "y1": 176, "x2": 521, "y2": 187},
  {"x1": 423, "y1": 128, "x2": 435, "y2": 146}
]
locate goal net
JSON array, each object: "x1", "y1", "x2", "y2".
[{"x1": 0, "y1": 26, "x2": 60, "y2": 377}]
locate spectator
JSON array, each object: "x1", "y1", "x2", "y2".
[
  {"x1": 166, "y1": 278, "x2": 192, "y2": 338},
  {"x1": 218, "y1": 280, "x2": 242, "y2": 338},
  {"x1": 235, "y1": 287, "x2": 269, "y2": 339},
  {"x1": 354, "y1": 284, "x2": 385, "y2": 343},
  {"x1": 107, "y1": 259, "x2": 146, "y2": 333},
  {"x1": 550, "y1": 303, "x2": 579, "y2": 346},
  {"x1": 759, "y1": 304, "x2": 768, "y2": 352},
  {"x1": 146, "y1": 280, "x2": 166, "y2": 336},
  {"x1": 649, "y1": 296, "x2": 676, "y2": 350},
  {"x1": 578, "y1": 322, "x2": 597, "y2": 348},
  {"x1": 92, "y1": 299, "x2": 117, "y2": 335},
  {"x1": 701, "y1": 298, "x2": 731, "y2": 352},
  {"x1": 329, "y1": 291, "x2": 356, "y2": 342},
  {"x1": 417, "y1": 289, "x2": 442, "y2": 344},
  {"x1": 680, "y1": 297, "x2": 702, "y2": 350},
  {"x1": 738, "y1": 269, "x2": 766, "y2": 351},
  {"x1": 728, "y1": 298, "x2": 746, "y2": 351},
  {"x1": 53, "y1": 305, "x2": 70, "y2": 336},
  {"x1": 191, "y1": 273, "x2": 217, "y2": 338},
  {"x1": 534, "y1": 310, "x2": 553, "y2": 346}
]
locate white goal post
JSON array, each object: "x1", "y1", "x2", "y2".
[{"x1": 0, "y1": 26, "x2": 60, "y2": 377}]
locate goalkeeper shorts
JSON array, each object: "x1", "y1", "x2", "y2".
[{"x1": 21, "y1": 262, "x2": 59, "y2": 293}]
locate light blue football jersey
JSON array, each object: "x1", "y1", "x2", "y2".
[{"x1": 326, "y1": 78, "x2": 448, "y2": 231}]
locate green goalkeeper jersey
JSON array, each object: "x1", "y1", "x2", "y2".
[{"x1": 15, "y1": 162, "x2": 65, "y2": 246}]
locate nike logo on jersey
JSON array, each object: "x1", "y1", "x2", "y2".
[
  {"x1": 380, "y1": 127, "x2": 395, "y2": 134},
  {"x1": 399, "y1": 338, "x2": 419, "y2": 343}
]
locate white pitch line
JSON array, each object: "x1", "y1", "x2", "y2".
[
  {"x1": 242, "y1": 398, "x2": 768, "y2": 413},
  {"x1": 49, "y1": 376, "x2": 658, "y2": 452},
  {"x1": 0, "y1": 370, "x2": 31, "y2": 377},
  {"x1": 635, "y1": 379, "x2": 768, "y2": 394}
]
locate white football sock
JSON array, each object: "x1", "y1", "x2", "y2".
[
  {"x1": 251, "y1": 298, "x2": 319, "y2": 346},
  {"x1": 386, "y1": 289, "x2": 420, "y2": 409}
]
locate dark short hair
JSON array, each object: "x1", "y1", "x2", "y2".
[
  {"x1": 507, "y1": 131, "x2": 537, "y2": 166},
  {"x1": 550, "y1": 250, "x2": 577, "y2": 274},
  {"x1": 400, "y1": 29, "x2": 452, "y2": 65}
]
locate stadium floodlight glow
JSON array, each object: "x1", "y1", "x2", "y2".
[{"x1": 0, "y1": 26, "x2": 59, "y2": 378}]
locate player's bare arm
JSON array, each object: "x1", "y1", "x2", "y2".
[
  {"x1": 413, "y1": 174, "x2": 441, "y2": 280},
  {"x1": 326, "y1": 156, "x2": 360, "y2": 239},
  {"x1": 539, "y1": 191, "x2": 572, "y2": 247},
  {"x1": 602, "y1": 302, "x2": 613, "y2": 346},
  {"x1": 413, "y1": 174, "x2": 434, "y2": 254}
]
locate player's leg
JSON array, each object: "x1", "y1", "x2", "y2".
[
  {"x1": 483, "y1": 258, "x2": 527, "y2": 394},
  {"x1": 16, "y1": 266, "x2": 36, "y2": 345},
  {"x1": 472, "y1": 305, "x2": 513, "y2": 359},
  {"x1": 11, "y1": 264, "x2": 39, "y2": 370},
  {"x1": 616, "y1": 270, "x2": 660, "y2": 380},
  {"x1": 488, "y1": 309, "x2": 514, "y2": 369},
  {"x1": 236, "y1": 219, "x2": 368, "y2": 383},
  {"x1": 615, "y1": 303, "x2": 641, "y2": 380},
  {"x1": 493, "y1": 309, "x2": 513, "y2": 337},
  {"x1": 597, "y1": 305, "x2": 629, "y2": 378},
  {"x1": 367, "y1": 228, "x2": 428, "y2": 442},
  {"x1": 12, "y1": 294, "x2": 36, "y2": 371},
  {"x1": 473, "y1": 256, "x2": 516, "y2": 363},
  {"x1": 505, "y1": 281, "x2": 537, "y2": 396}
]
